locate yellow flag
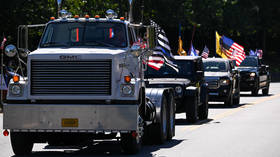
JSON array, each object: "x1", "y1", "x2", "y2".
[
  {"x1": 177, "y1": 36, "x2": 187, "y2": 56},
  {"x1": 216, "y1": 31, "x2": 227, "y2": 58}
]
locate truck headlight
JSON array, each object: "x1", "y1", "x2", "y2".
[
  {"x1": 121, "y1": 84, "x2": 134, "y2": 96},
  {"x1": 220, "y1": 79, "x2": 230, "y2": 85},
  {"x1": 10, "y1": 84, "x2": 22, "y2": 96},
  {"x1": 175, "y1": 86, "x2": 182, "y2": 94},
  {"x1": 250, "y1": 72, "x2": 256, "y2": 77}
]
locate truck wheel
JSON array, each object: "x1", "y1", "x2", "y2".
[
  {"x1": 10, "y1": 132, "x2": 34, "y2": 156},
  {"x1": 186, "y1": 96, "x2": 198, "y2": 123},
  {"x1": 121, "y1": 132, "x2": 141, "y2": 154},
  {"x1": 262, "y1": 83, "x2": 270, "y2": 95},
  {"x1": 233, "y1": 88, "x2": 240, "y2": 105},
  {"x1": 167, "y1": 93, "x2": 175, "y2": 140},
  {"x1": 198, "y1": 94, "x2": 208, "y2": 120},
  {"x1": 225, "y1": 94, "x2": 233, "y2": 107},
  {"x1": 154, "y1": 95, "x2": 168, "y2": 144},
  {"x1": 251, "y1": 88, "x2": 259, "y2": 96}
]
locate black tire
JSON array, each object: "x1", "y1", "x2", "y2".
[
  {"x1": 121, "y1": 133, "x2": 141, "y2": 154},
  {"x1": 225, "y1": 94, "x2": 233, "y2": 107},
  {"x1": 262, "y1": 83, "x2": 270, "y2": 95},
  {"x1": 154, "y1": 95, "x2": 168, "y2": 144},
  {"x1": 198, "y1": 94, "x2": 208, "y2": 120},
  {"x1": 10, "y1": 132, "x2": 34, "y2": 156},
  {"x1": 167, "y1": 93, "x2": 175, "y2": 140},
  {"x1": 251, "y1": 88, "x2": 259, "y2": 96},
  {"x1": 186, "y1": 96, "x2": 198, "y2": 123},
  {"x1": 233, "y1": 88, "x2": 240, "y2": 105}
]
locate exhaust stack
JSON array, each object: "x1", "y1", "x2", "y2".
[
  {"x1": 128, "y1": 0, "x2": 134, "y2": 22},
  {"x1": 57, "y1": 0, "x2": 62, "y2": 17}
]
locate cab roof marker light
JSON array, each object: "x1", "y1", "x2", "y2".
[
  {"x1": 50, "y1": 17, "x2": 55, "y2": 21},
  {"x1": 120, "y1": 17, "x2": 125, "y2": 21},
  {"x1": 74, "y1": 15, "x2": 79, "y2": 19},
  {"x1": 84, "y1": 14, "x2": 90, "y2": 19},
  {"x1": 95, "y1": 15, "x2": 100, "y2": 19}
]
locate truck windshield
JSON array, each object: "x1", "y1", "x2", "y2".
[
  {"x1": 239, "y1": 57, "x2": 258, "y2": 67},
  {"x1": 203, "y1": 61, "x2": 227, "y2": 72},
  {"x1": 40, "y1": 22, "x2": 127, "y2": 48},
  {"x1": 145, "y1": 60, "x2": 193, "y2": 78}
]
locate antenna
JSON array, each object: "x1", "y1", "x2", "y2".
[{"x1": 140, "y1": 0, "x2": 144, "y2": 24}]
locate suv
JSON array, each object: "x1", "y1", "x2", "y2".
[
  {"x1": 145, "y1": 56, "x2": 208, "y2": 122},
  {"x1": 237, "y1": 56, "x2": 270, "y2": 95},
  {"x1": 203, "y1": 58, "x2": 240, "y2": 106}
]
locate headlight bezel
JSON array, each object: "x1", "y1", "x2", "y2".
[
  {"x1": 250, "y1": 72, "x2": 256, "y2": 77},
  {"x1": 220, "y1": 78, "x2": 230, "y2": 86},
  {"x1": 9, "y1": 84, "x2": 23, "y2": 96},
  {"x1": 121, "y1": 84, "x2": 135, "y2": 96},
  {"x1": 175, "y1": 86, "x2": 183, "y2": 94}
]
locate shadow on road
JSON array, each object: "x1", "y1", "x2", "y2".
[
  {"x1": 11, "y1": 139, "x2": 183, "y2": 157},
  {"x1": 209, "y1": 103, "x2": 247, "y2": 109},
  {"x1": 240, "y1": 93, "x2": 274, "y2": 97},
  {"x1": 175, "y1": 118, "x2": 213, "y2": 126}
]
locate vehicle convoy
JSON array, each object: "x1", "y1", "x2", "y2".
[
  {"x1": 236, "y1": 56, "x2": 270, "y2": 95},
  {"x1": 2, "y1": 6, "x2": 176, "y2": 155},
  {"x1": 203, "y1": 58, "x2": 240, "y2": 106},
  {"x1": 145, "y1": 56, "x2": 209, "y2": 122}
]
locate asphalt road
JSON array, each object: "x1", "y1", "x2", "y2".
[{"x1": 1, "y1": 83, "x2": 280, "y2": 157}]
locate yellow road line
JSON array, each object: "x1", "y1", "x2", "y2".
[{"x1": 186, "y1": 94, "x2": 280, "y2": 131}]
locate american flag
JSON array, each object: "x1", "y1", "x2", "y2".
[
  {"x1": 148, "y1": 20, "x2": 178, "y2": 71},
  {"x1": 201, "y1": 46, "x2": 209, "y2": 59},
  {"x1": 1, "y1": 37, "x2": 7, "y2": 50},
  {"x1": 221, "y1": 36, "x2": 245, "y2": 66}
]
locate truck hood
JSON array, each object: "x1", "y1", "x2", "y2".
[
  {"x1": 237, "y1": 67, "x2": 258, "y2": 73},
  {"x1": 29, "y1": 48, "x2": 127, "y2": 60},
  {"x1": 204, "y1": 72, "x2": 229, "y2": 77},
  {"x1": 147, "y1": 78, "x2": 191, "y2": 86}
]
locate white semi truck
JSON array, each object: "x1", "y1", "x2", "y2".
[{"x1": 2, "y1": 7, "x2": 175, "y2": 155}]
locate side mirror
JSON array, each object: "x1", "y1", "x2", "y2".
[{"x1": 5, "y1": 44, "x2": 18, "y2": 57}]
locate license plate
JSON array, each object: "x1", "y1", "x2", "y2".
[
  {"x1": 61, "y1": 118, "x2": 78, "y2": 127},
  {"x1": 209, "y1": 93, "x2": 219, "y2": 96}
]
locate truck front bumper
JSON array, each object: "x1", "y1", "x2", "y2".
[
  {"x1": 208, "y1": 86, "x2": 231, "y2": 102},
  {"x1": 3, "y1": 104, "x2": 138, "y2": 132}
]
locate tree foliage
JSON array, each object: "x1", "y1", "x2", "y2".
[{"x1": 0, "y1": 0, "x2": 279, "y2": 56}]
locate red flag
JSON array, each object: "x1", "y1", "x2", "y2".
[{"x1": 1, "y1": 37, "x2": 7, "y2": 50}]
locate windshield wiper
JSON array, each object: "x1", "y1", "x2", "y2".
[
  {"x1": 85, "y1": 40, "x2": 114, "y2": 47},
  {"x1": 41, "y1": 42, "x2": 69, "y2": 47}
]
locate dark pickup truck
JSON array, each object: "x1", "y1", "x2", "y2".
[
  {"x1": 203, "y1": 58, "x2": 240, "y2": 107},
  {"x1": 237, "y1": 56, "x2": 270, "y2": 95},
  {"x1": 145, "y1": 56, "x2": 208, "y2": 122}
]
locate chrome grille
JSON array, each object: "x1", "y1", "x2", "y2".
[
  {"x1": 207, "y1": 80, "x2": 219, "y2": 89},
  {"x1": 31, "y1": 60, "x2": 111, "y2": 95}
]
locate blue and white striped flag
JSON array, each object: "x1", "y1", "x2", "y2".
[{"x1": 149, "y1": 20, "x2": 178, "y2": 72}]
